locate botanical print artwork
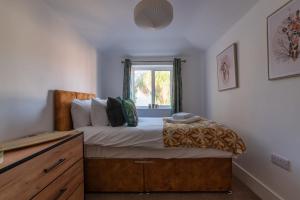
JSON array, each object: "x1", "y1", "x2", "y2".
[
  {"x1": 273, "y1": 7, "x2": 300, "y2": 62},
  {"x1": 217, "y1": 44, "x2": 238, "y2": 91},
  {"x1": 220, "y1": 55, "x2": 231, "y2": 84},
  {"x1": 268, "y1": 1, "x2": 300, "y2": 79}
]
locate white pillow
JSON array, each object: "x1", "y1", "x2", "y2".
[
  {"x1": 91, "y1": 98, "x2": 108, "y2": 126},
  {"x1": 71, "y1": 99, "x2": 92, "y2": 129}
]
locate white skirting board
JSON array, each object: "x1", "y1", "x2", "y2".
[{"x1": 233, "y1": 162, "x2": 285, "y2": 200}]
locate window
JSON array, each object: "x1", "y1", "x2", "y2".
[{"x1": 132, "y1": 65, "x2": 172, "y2": 109}]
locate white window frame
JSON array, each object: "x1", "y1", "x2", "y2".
[{"x1": 132, "y1": 65, "x2": 173, "y2": 109}]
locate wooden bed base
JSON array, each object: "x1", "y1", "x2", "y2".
[
  {"x1": 84, "y1": 158, "x2": 232, "y2": 192},
  {"x1": 54, "y1": 90, "x2": 233, "y2": 192}
]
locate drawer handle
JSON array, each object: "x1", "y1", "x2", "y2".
[
  {"x1": 44, "y1": 158, "x2": 66, "y2": 173},
  {"x1": 53, "y1": 188, "x2": 67, "y2": 200},
  {"x1": 134, "y1": 160, "x2": 154, "y2": 164}
]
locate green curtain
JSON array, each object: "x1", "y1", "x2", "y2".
[
  {"x1": 172, "y1": 58, "x2": 183, "y2": 114},
  {"x1": 122, "y1": 59, "x2": 132, "y2": 99}
]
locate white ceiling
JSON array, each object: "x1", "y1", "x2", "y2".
[{"x1": 45, "y1": 0, "x2": 258, "y2": 53}]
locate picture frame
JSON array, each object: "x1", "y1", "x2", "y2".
[
  {"x1": 217, "y1": 43, "x2": 238, "y2": 91},
  {"x1": 267, "y1": 0, "x2": 300, "y2": 80}
]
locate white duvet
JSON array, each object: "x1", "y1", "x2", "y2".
[{"x1": 77, "y1": 117, "x2": 164, "y2": 149}]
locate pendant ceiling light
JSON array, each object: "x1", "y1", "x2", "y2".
[{"x1": 134, "y1": 0, "x2": 173, "y2": 29}]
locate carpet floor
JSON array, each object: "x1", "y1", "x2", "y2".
[{"x1": 86, "y1": 177, "x2": 261, "y2": 200}]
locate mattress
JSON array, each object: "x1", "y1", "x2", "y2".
[
  {"x1": 77, "y1": 117, "x2": 164, "y2": 149},
  {"x1": 85, "y1": 145, "x2": 232, "y2": 159},
  {"x1": 77, "y1": 117, "x2": 233, "y2": 159}
]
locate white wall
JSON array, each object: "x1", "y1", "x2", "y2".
[
  {"x1": 205, "y1": 0, "x2": 299, "y2": 199},
  {"x1": 99, "y1": 47, "x2": 206, "y2": 117},
  {"x1": 0, "y1": 0, "x2": 97, "y2": 142}
]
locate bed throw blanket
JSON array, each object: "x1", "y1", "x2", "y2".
[{"x1": 163, "y1": 118, "x2": 246, "y2": 155}]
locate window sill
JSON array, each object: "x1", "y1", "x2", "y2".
[
  {"x1": 137, "y1": 107, "x2": 171, "y2": 117},
  {"x1": 137, "y1": 108, "x2": 171, "y2": 110}
]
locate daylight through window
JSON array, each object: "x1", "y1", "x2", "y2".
[{"x1": 132, "y1": 65, "x2": 172, "y2": 108}]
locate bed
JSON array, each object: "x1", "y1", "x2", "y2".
[{"x1": 54, "y1": 90, "x2": 236, "y2": 193}]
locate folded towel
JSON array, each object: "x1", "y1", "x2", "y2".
[
  {"x1": 172, "y1": 112, "x2": 194, "y2": 120},
  {"x1": 164, "y1": 115, "x2": 203, "y2": 124},
  {"x1": 0, "y1": 151, "x2": 3, "y2": 164}
]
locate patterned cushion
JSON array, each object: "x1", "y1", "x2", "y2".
[
  {"x1": 106, "y1": 97, "x2": 126, "y2": 127},
  {"x1": 121, "y1": 99, "x2": 138, "y2": 127}
]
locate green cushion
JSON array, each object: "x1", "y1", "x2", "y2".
[{"x1": 121, "y1": 99, "x2": 138, "y2": 127}]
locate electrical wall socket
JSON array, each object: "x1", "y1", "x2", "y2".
[{"x1": 271, "y1": 154, "x2": 290, "y2": 171}]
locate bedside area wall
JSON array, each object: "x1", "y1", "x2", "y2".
[
  {"x1": 0, "y1": 0, "x2": 97, "y2": 142},
  {"x1": 205, "y1": 0, "x2": 299, "y2": 199}
]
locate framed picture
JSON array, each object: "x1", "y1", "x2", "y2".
[
  {"x1": 267, "y1": 0, "x2": 300, "y2": 80},
  {"x1": 217, "y1": 43, "x2": 238, "y2": 91}
]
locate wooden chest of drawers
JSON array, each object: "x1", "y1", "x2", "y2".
[{"x1": 0, "y1": 131, "x2": 84, "y2": 200}]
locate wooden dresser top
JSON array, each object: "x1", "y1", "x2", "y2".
[{"x1": 0, "y1": 131, "x2": 82, "y2": 174}]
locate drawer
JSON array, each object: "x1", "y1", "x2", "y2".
[
  {"x1": 32, "y1": 160, "x2": 84, "y2": 200},
  {"x1": 67, "y1": 183, "x2": 84, "y2": 200},
  {"x1": 144, "y1": 158, "x2": 232, "y2": 192},
  {"x1": 85, "y1": 159, "x2": 144, "y2": 192},
  {"x1": 0, "y1": 135, "x2": 83, "y2": 200}
]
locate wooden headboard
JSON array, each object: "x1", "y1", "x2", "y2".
[{"x1": 54, "y1": 90, "x2": 96, "y2": 131}]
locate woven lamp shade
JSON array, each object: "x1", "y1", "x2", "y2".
[{"x1": 134, "y1": 0, "x2": 173, "y2": 29}]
